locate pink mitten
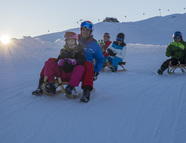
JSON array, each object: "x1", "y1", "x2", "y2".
[
  {"x1": 58, "y1": 59, "x2": 65, "y2": 66},
  {"x1": 71, "y1": 59, "x2": 77, "y2": 65}
]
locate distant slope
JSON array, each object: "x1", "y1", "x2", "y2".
[{"x1": 35, "y1": 13, "x2": 186, "y2": 45}]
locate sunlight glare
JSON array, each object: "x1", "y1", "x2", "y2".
[{"x1": 0, "y1": 35, "x2": 11, "y2": 44}]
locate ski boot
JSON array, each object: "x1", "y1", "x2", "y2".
[
  {"x1": 65, "y1": 84, "x2": 74, "y2": 95},
  {"x1": 32, "y1": 87, "x2": 43, "y2": 95},
  {"x1": 110, "y1": 65, "x2": 117, "y2": 72},
  {"x1": 32, "y1": 75, "x2": 44, "y2": 95},
  {"x1": 157, "y1": 66, "x2": 166, "y2": 75},
  {"x1": 45, "y1": 82, "x2": 56, "y2": 95},
  {"x1": 80, "y1": 90, "x2": 90, "y2": 103},
  {"x1": 80, "y1": 86, "x2": 92, "y2": 103},
  {"x1": 157, "y1": 69, "x2": 163, "y2": 75}
]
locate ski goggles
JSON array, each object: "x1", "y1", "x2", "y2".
[
  {"x1": 81, "y1": 21, "x2": 93, "y2": 30},
  {"x1": 174, "y1": 36, "x2": 181, "y2": 39},
  {"x1": 104, "y1": 33, "x2": 110, "y2": 37},
  {"x1": 116, "y1": 38, "x2": 123, "y2": 42}
]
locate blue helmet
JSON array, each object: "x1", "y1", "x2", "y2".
[
  {"x1": 80, "y1": 21, "x2": 94, "y2": 35},
  {"x1": 80, "y1": 21, "x2": 94, "y2": 30},
  {"x1": 173, "y1": 31, "x2": 182, "y2": 40}
]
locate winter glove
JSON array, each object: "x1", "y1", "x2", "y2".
[
  {"x1": 112, "y1": 53, "x2": 116, "y2": 56},
  {"x1": 107, "y1": 48, "x2": 112, "y2": 55},
  {"x1": 64, "y1": 58, "x2": 77, "y2": 65},
  {"x1": 70, "y1": 59, "x2": 77, "y2": 65},
  {"x1": 107, "y1": 48, "x2": 116, "y2": 56},
  {"x1": 58, "y1": 59, "x2": 65, "y2": 66},
  {"x1": 98, "y1": 40, "x2": 105, "y2": 48},
  {"x1": 93, "y1": 72, "x2": 99, "y2": 81}
]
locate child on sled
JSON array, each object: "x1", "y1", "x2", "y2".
[
  {"x1": 98, "y1": 33, "x2": 112, "y2": 58},
  {"x1": 105, "y1": 33, "x2": 127, "y2": 72},
  {"x1": 33, "y1": 21, "x2": 104, "y2": 103},
  {"x1": 157, "y1": 31, "x2": 186, "y2": 75},
  {"x1": 44, "y1": 31, "x2": 86, "y2": 95},
  {"x1": 40, "y1": 32, "x2": 86, "y2": 95}
]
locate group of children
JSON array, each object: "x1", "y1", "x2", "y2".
[
  {"x1": 100, "y1": 30, "x2": 186, "y2": 75},
  {"x1": 32, "y1": 21, "x2": 127, "y2": 103},
  {"x1": 98, "y1": 32, "x2": 127, "y2": 72},
  {"x1": 32, "y1": 20, "x2": 186, "y2": 103}
]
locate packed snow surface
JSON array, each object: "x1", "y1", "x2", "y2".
[{"x1": 0, "y1": 13, "x2": 186, "y2": 143}]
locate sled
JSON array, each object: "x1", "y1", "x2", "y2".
[
  {"x1": 167, "y1": 61, "x2": 186, "y2": 74},
  {"x1": 42, "y1": 76, "x2": 78, "y2": 98},
  {"x1": 102, "y1": 61, "x2": 127, "y2": 72}
]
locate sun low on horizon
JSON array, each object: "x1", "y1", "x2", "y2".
[
  {"x1": 0, "y1": 34, "x2": 17, "y2": 57},
  {"x1": 0, "y1": 35, "x2": 11, "y2": 45}
]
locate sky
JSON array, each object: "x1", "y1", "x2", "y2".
[{"x1": 0, "y1": 0, "x2": 186, "y2": 39}]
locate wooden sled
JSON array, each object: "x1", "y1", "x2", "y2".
[
  {"x1": 42, "y1": 76, "x2": 78, "y2": 98},
  {"x1": 168, "y1": 61, "x2": 186, "y2": 74},
  {"x1": 102, "y1": 61, "x2": 127, "y2": 72}
]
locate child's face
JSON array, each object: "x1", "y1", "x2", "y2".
[
  {"x1": 103, "y1": 36, "x2": 110, "y2": 43},
  {"x1": 66, "y1": 39, "x2": 76, "y2": 48},
  {"x1": 116, "y1": 37, "x2": 123, "y2": 44}
]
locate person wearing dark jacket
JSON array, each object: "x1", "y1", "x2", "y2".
[
  {"x1": 32, "y1": 32, "x2": 86, "y2": 95},
  {"x1": 33, "y1": 22, "x2": 104, "y2": 103},
  {"x1": 158, "y1": 31, "x2": 186, "y2": 75}
]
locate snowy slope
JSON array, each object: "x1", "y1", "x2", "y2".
[
  {"x1": 0, "y1": 13, "x2": 186, "y2": 143},
  {"x1": 35, "y1": 13, "x2": 186, "y2": 45}
]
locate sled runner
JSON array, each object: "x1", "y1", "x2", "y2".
[
  {"x1": 102, "y1": 61, "x2": 127, "y2": 72},
  {"x1": 168, "y1": 61, "x2": 186, "y2": 74},
  {"x1": 42, "y1": 76, "x2": 78, "y2": 98}
]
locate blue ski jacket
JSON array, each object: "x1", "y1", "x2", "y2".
[{"x1": 78, "y1": 35, "x2": 104, "y2": 73}]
